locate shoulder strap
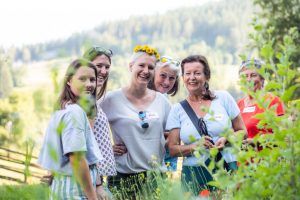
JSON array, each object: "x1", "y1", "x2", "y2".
[{"x1": 180, "y1": 100, "x2": 204, "y2": 137}]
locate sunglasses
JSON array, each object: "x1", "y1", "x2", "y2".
[
  {"x1": 138, "y1": 111, "x2": 149, "y2": 129},
  {"x1": 240, "y1": 59, "x2": 262, "y2": 71},
  {"x1": 84, "y1": 46, "x2": 113, "y2": 59},
  {"x1": 160, "y1": 56, "x2": 180, "y2": 67},
  {"x1": 198, "y1": 118, "x2": 214, "y2": 144}
]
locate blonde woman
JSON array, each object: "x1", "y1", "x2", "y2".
[
  {"x1": 148, "y1": 56, "x2": 181, "y2": 172},
  {"x1": 101, "y1": 45, "x2": 171, "y2": 199}
]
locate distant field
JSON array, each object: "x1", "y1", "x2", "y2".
[
  {"x1": 20, "y1": 59, "x2": 241, "y2": 97},
  {"x1": 20, "y1": 58, "x2": 70, "y2": 88}
]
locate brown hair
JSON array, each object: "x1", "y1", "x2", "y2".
[
  {"x1": 58, "y1": 58, "x2": 97, "y2": 109},
  {"x1": 83, "y1": 46, "x2": 113, "y2": 100},
  {"x1": 181, "y1": 55, "x2": 216, "y2": 100}
]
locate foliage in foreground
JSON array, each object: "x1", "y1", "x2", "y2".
[
  {"x1": 209, "y1": 27, "x2": 300, "y2": 199},
  {"x1": 0, "y1": 184, "x2": 49, "y2": 200}
]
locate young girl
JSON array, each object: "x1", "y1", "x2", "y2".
[{"x1": 38, "y1": 59, "x2": 102, "y2": 200}]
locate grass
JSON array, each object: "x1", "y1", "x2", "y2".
[{"x1": 0, "y1": 184, "x2": 49, "y2": 200}]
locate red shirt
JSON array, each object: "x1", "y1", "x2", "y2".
[{"x1": 238, "y1": 94, "x2": 284, "y2": 139}]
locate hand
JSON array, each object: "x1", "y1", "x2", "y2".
[
  {"x1": 113, "y1": 143, "x2": 127, "y2": 156},
  {"x1": 203, "y1": 136, "x2": 215, "y2": 149},
  {"x1": 40, "y1": 174, "x2": 53, "y2": 186},
  {"x1": 215, "y1": 137, "x2": 227, "y2": 150},
  {"x1": 96, "y1": 185, "x2": 111, "y2": 200},
  {"x1": 242, "y1": 138, "x2": 254, "y2": 145}
]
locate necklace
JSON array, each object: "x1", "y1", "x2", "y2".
[{"x1": 188, "y1": 95, "x2": 204, "y2": 104}]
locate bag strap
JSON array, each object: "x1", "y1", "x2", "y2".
[
  {"x1": 180, "y1": 100, "x2": 227, "y2": 164},
  {"x1": 180, "y1": 99, "x2": 204, "y2": 137}
]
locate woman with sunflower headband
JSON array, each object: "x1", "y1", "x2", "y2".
[{"x1": 101, "y1": 45, "x2": 171, "y2": 199}]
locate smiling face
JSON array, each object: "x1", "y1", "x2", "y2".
[
  {"x1": 239, "y1": 68, "x2": 264, "y2": 92},
  {"x1": 91, "y1": 54, "x2": 111, "y2": 88},
  {"x1": 154, "y1": 66, "x2": 177, "y2": 94},
  {"x1": 67, "y1": 66, "x2": 96, "y2": 97},
  {"x1": 182, "y1": 61, "x2": 207, "y2": 95},
  {"x1": 129, "y1": 53, "x2": 156, "y2": 86}
]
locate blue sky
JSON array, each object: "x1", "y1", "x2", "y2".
[{"x1": 0, "y1": 0, "x2": 215, "y2": 47}]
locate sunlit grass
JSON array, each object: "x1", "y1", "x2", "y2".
[{"x1": 0, "y1": 184, "x2": 49, "y2": 200}]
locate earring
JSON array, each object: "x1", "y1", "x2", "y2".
[{"x1": 204, "y1": 82, "x2": 209, "y2": 90}]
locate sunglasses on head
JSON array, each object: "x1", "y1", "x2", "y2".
[
  {"x1": 138, "y1": 111, "x2": 149, "y2": 129},
  {"x1": 160, "y1": 56, "x2": 180, "y2": 67},
  {"x1": 240, "y1": 59, "x2": 262, "y2": 71},
  {"x1": 84, "y1": 46, "x2": 113, "y2": 59}
]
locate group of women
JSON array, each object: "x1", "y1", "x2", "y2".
[{"x1": 38, "y1": 44, "x2": 284, "y2": 199}]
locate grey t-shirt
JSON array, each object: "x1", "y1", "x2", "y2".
[
  {"x1": 102, "y1": 89, "x2": 171, "y2": 173},
  {"x1": 38, "y1": 104, "x2": 103, "y2": 175}
]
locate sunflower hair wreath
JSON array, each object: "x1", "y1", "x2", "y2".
[{"x1": 133, "y1": 45, "x2": 160, "y2": 60}]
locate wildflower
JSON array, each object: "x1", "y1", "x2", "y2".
[
  {"x1": 133, "y1": 44, "x2": 160, "y2": 60},
  {"x1": 199, "y1": 189, "x2": 210, "y2": 197}
]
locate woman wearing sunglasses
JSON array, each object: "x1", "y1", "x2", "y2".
[
  {"x1": 237, "y1": 59, "x2": 284, "y2": 148},
  {"x1": 166, "y1": 55, "x2": 246, "y2": 195},
  {"x1": 101, "y1": 45, "x2": 171, "y2": 199},
  {"x1": 83, "y1": 46, "x2": 116, "y2": 200},
  {"x1": 148, "y1": 56, "x2": 180, "y2": 173}
]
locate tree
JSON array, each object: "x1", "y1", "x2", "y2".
[
  {"x1": 250, "y1": 0, "x2": 300, "y2": 98},
  {"x1": 0, "y1": 55, "x2": 14, "y2": 98}
]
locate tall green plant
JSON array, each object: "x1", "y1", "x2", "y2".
[
  {"x1": 208, "y1": 28, "x2": 300, "y2": 199},
  {"x1": 249, "y1": 0, "x2": 300, "y2": 98},
  {"x1": 24, "y1": 139, "x2": 35, "y2": 183}
]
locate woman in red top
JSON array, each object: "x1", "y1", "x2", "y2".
[{"x1": 237, "y1": 59, "x2": 284, "y2": 145}]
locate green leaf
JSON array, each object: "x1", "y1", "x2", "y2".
[
  {"x1": 188, "y1": 135, "x2": 197, "y2": 143},
  {"x1": 210, "y1": 147, "x2": 218, "y2": 157},
  {"x1": 207, "y1": 181, "x2": 220, "y2": 188},
  {"x1": 264, "y1": 81, "x2": 282, "y2": 91},
  {"x1": 254, "y1": 24, "x2": 263, "y2": 31},
  {"x1": 56, "y1": 122, "x2": 66, "y2": 136},
  {"x1": 282, "y1": 84, "x2": 300, "y2": 103},
  {"x1": 260, "y1": 44, "x2": 274, "y2": 59}
]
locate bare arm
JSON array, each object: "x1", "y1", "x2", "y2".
[
  {"x1": 232, "y1": 114, "x2": 247, "y2": 138},
  {"x1": 168, "y1": 128, "x2": 198, "y2": 157},
  {"x1": 69, "y1": 152, "x2": 97, "y2": 200},
  {"x1": 96, "y1": 185, "x2": 110, "y2": 200},
  {"x1": 215, "y1": 114, "x2": 247, "y2": 149}
]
